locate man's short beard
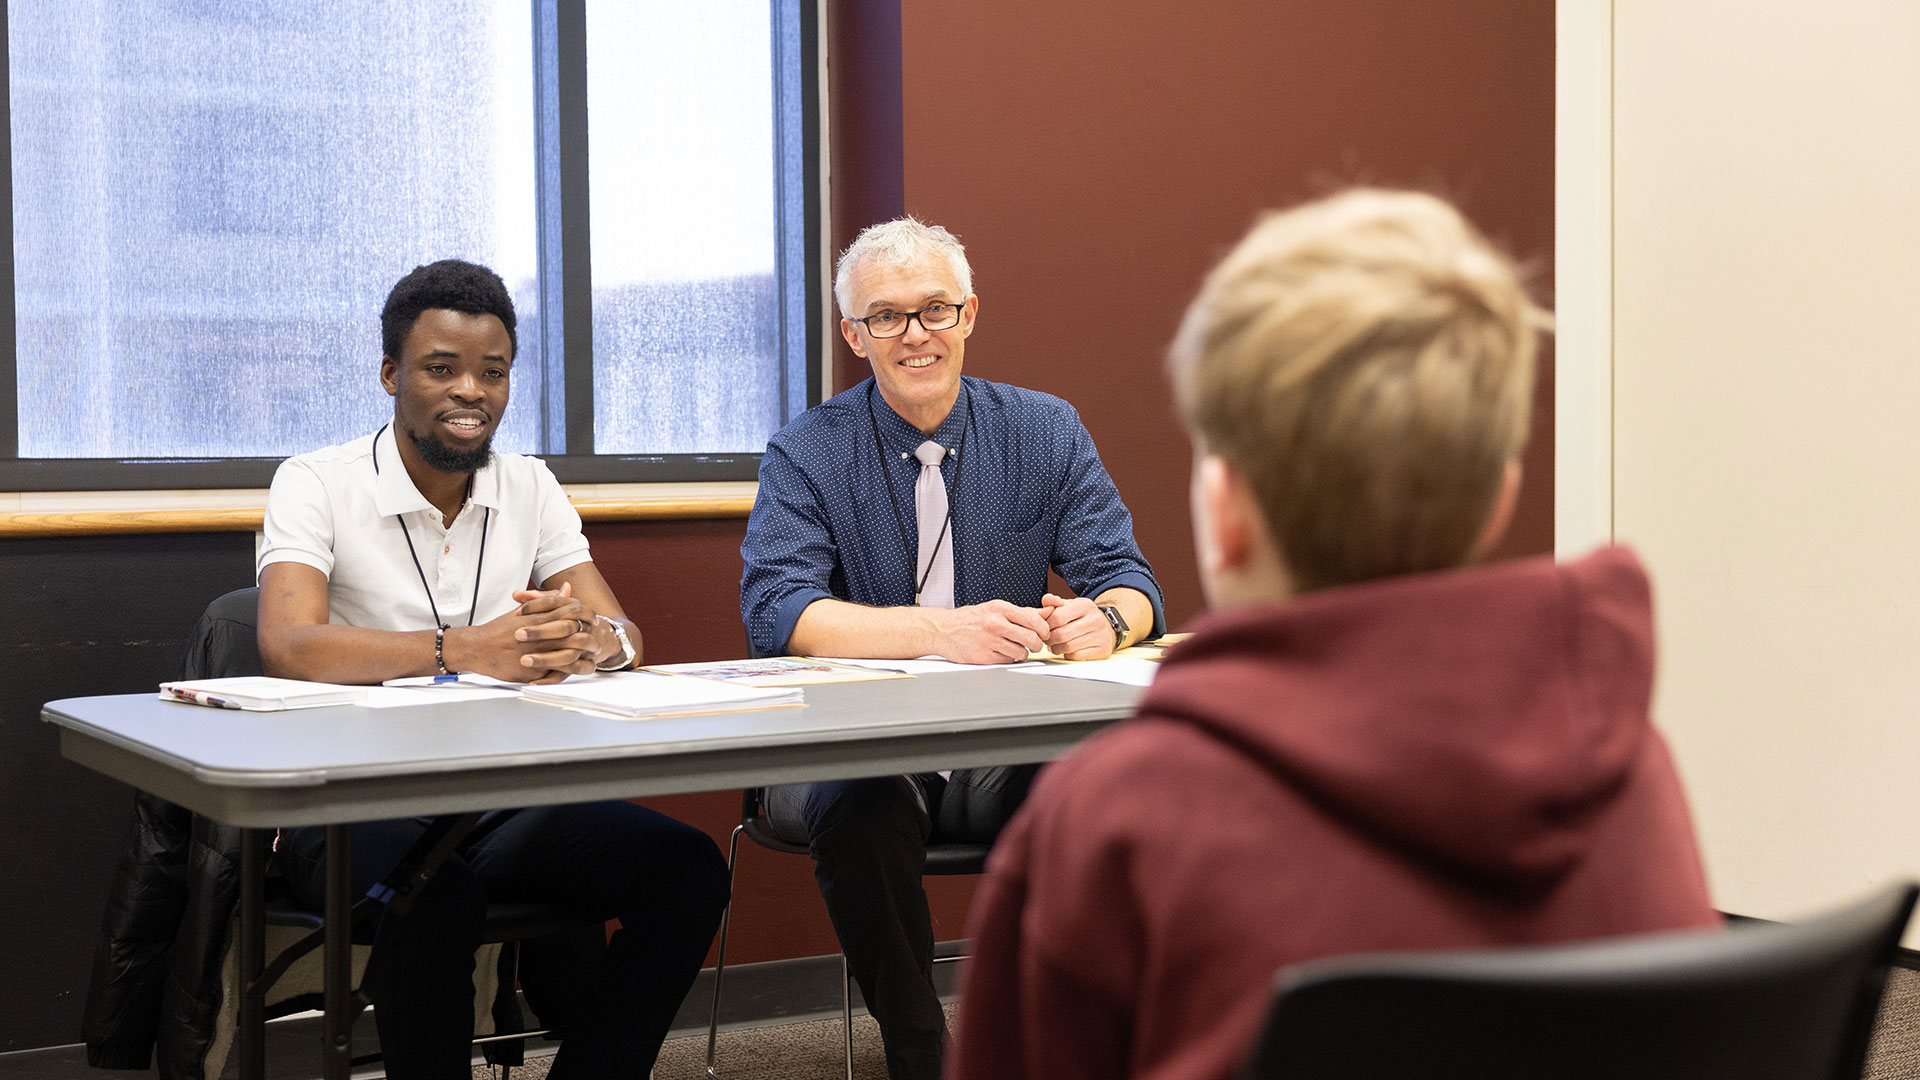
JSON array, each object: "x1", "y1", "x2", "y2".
[{"x1": 408, "y1": 428, "x2": 495, "y2": 474}]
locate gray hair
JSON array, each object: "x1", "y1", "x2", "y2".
[{"x1": 833, "y1": 216, "x2": 974, "y2": 315}]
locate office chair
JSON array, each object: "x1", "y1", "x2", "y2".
[
  {"x1": 1239, "y1": 881, "x2": 1918, "y2": 1080},
  {"x1": 184, "y1": 586, "x2": 599, "y2": 1077},
  {"x1": 704, "y1": 786, "x2": 990, "y2": 1080}
]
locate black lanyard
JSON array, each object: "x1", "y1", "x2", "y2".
[
  {"x1": 868, "y1": 383, "x2": 971, "y2": 605},
  {"x1": 372, "y1": 424, "x2": 490, "y2": 629}
]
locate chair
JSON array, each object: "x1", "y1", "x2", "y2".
[
  {"x1": 704, "y1": 786, "x2": 990, "y2": 1080},
  {"x1": 1239, "y1": 881, "x2": 1918, "y2": 1080},
  {"x1": 254, "y1": 877, "x2": 594, "y2": 1074},
  {"x1": 183, "y1": 586, "x2": 597, "y2": 1077}
]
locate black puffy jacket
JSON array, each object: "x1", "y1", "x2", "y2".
[
  {"x1": 83, "y1": 793, "x2": 256, "y2": 1077},
  {"x1": 81, "y1": 588, "x2": 258, "y2": 1077}
]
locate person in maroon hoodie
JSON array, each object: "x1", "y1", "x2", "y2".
[{"x1": 947, "y1": 189, "x2": 1718, "y2": 1080}]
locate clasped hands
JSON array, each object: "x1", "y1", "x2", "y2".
[
  {"x1": 935, "y1": 593, "x2": 1115, "y2": 665},
  {"x1": 444, "y1": 581, "x2": 615, "y2": 684}
]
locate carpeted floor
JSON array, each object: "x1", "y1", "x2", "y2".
[
  {"x1": 473, "y1": 1004, "x2": 954, "y2": 1080},
  {"x1": 1868, "y1": 968, "x2": 1920, "y2": 1080},
  {"x1": 471, "y1": 970, "x2": 1920, "y2": 1080}
]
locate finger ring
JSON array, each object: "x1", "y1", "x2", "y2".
[{"x1": 577, "y1": 618, "x2": 592, "y2": 635}]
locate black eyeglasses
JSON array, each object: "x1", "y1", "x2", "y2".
[{"x1": 850, "y1": 301, "x2": 967, "y2": 339}]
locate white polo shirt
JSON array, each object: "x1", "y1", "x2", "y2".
[{"x1": 258, "y1": 426, "x2": 592, "y2": 631}]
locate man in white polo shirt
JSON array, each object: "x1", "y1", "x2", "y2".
[{"x1": 256, "y1": 259, "x2": 728, "y2": 1080}]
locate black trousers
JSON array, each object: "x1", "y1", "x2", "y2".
[
  {"x1": 764, "y1": 764, "x2": 1038, "y2": 1080},
  {"x1": 282, "y1": 801, "x2": 729, "y2": 1080}
]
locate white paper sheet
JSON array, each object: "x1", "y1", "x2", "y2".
[
  {"x1": 383, "y1": 672, "x2": 525, "y2": 690},
  {"x1": 803, "y1": 656, "x2": 1041, "y2": 675},
  {"x1": 1009, "y1": 656, "x2": 1162, "y2": 687},
  {"x1": 519, "y1": 671, "x2": 803, "y2": 718},
  {"x1": 359, "y1": 686, "x2": 522, "y2": 709}
]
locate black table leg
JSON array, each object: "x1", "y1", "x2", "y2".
[
  {"x1": 237, "y1": 827, "x2": 266, "y2": 1080},
  {"x1": 324, "y1": 823, "x2": 353, "y2": 1080},
  {"x1": 298, "y1": 813, "x2": 482, "y2": 1079}
]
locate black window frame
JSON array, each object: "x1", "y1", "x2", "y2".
[{"x1": 0, "y1": 0, "x2": 822, "y2": 492}]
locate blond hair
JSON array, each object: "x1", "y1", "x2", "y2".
[
  {"x1": 834, "y1": 217, "x2": 973, "y2": 315},
  {"x1": 1167, "y1": 188, "x2": 1544, "y2": 592}
]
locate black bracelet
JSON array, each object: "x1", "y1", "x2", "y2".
[{"x1": 435, "y1": 625, "x2": 449, "y2": 675}]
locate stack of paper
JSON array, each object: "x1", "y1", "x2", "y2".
[
  {"x1": 160, "y1": 677, "x2": 365, "y2": 712},
  {"x1": 520, "y1": 671, "x2": 803, "y2": 719}
]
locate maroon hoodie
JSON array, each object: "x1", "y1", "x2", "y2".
[{"x1": 948, "y1": 547, "x2": 1715, "y2": 1080}]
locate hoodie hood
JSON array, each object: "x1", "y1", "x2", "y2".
[{"x1": 1141, "y1": 546, "x2": 1656, "y2": 888}]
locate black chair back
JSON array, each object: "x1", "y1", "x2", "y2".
[
  {"x1": 1241, "y1": 882, "x2": 1917, "y2": 1080},
  {"x1": 179, "y1": 586, "x2": 262, "y2": 680}
]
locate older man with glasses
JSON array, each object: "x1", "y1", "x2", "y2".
[{"x1": 739, "y1": 216, "x2": 1164, "y2": 1080}]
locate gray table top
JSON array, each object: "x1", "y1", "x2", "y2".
[{"x1": 43, "y1": 670, "x2": 1145, "y2": 827}]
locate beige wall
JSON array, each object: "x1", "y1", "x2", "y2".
[{"x1": 1561, "y1": 0, "x2": 1920, "y2": 924}]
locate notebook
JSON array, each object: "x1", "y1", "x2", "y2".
[{"x1": 159, "y1": 676, "x2": 366, "y2": 712}]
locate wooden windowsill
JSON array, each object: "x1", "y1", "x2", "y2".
[{"x1": 0, "y1": 482, "x2": 758, "y2": 538}]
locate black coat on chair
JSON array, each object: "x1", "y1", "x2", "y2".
[{"x1": 82, "y1": 587, "x2": 262, "y2": 1078}]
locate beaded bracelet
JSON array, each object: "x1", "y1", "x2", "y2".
[{"x1": 435, "y1": 625, "x2": 449, "y2": 675}]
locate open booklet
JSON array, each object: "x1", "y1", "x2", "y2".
[
  {"x1": 519, "y1": 670, "x2": 804, "y2": 720},
  {"x1": 159, "y1": 676, "x2": 365, "y2": 712},
  {"x1": 646, "y1": 657, "x2": 911, "y2": 687}
]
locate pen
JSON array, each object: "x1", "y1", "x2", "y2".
[
  {"x1": 168, "y1": 688, "x2": 242, "y2": 710},
  {"x1": 432, "y1": 674, "x2": 461, "y2": 684}
]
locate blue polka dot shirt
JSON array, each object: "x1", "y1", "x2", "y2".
[{"x1": 741, "y1": 376, "x2": 1165, "y2": 657}]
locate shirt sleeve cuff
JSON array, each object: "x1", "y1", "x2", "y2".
[
  {"x1": 1084, "y1": 571, "x2": 1166, "y2": 639},
  {"x1": 764, "y1": 588, "x2": 836, "y2": 658},
  {"x1": 532, "y1": 545, "x2": 592, "y2": 586},
  {"x1": 257, "y1": 548, "x2": 332, "y2": 581}
]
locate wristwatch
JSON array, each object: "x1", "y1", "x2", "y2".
[
  {"x1": 595, "y1": 615, "x2": 637, "y2": 671},
  {"x1": 1097, "y1": 604, "x2": 1129, "y2": 653}
]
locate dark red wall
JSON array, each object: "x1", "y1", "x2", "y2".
[
  {"x1": 894, "y1": 0, "x2": 1558, "y2": 629},
  {"x1": 605, "y1": 0, "x2": 1558, "y2": 966}
]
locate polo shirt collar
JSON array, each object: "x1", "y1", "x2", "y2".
[
  {"x1": 470, "y1": 454, "x2": 504, "y2": 511},
  {"x1": 371, "y1": 424, "x2": 504, "y2": 518}
]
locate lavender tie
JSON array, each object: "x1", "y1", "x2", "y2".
[{"x1": 913, "y1": 439, "x2": 955, "y2": 608}]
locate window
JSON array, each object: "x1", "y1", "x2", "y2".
[{"x1": 0, "y1": 0, "x2": 820, "y2": 489}]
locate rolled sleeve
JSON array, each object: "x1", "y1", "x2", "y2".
[
  {"x1": 258, "y1": 458, "x2": 337, "y2": 581},
  {"x1": 741, "y1": 443, "x2": 842, "y2": 657},
  {"x1": 1051, "y1": 414, "x2": 1166, "y2": 637},
  {"x1": 1083, "y1": 571, "x2": 1166, "y2": 638}
]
